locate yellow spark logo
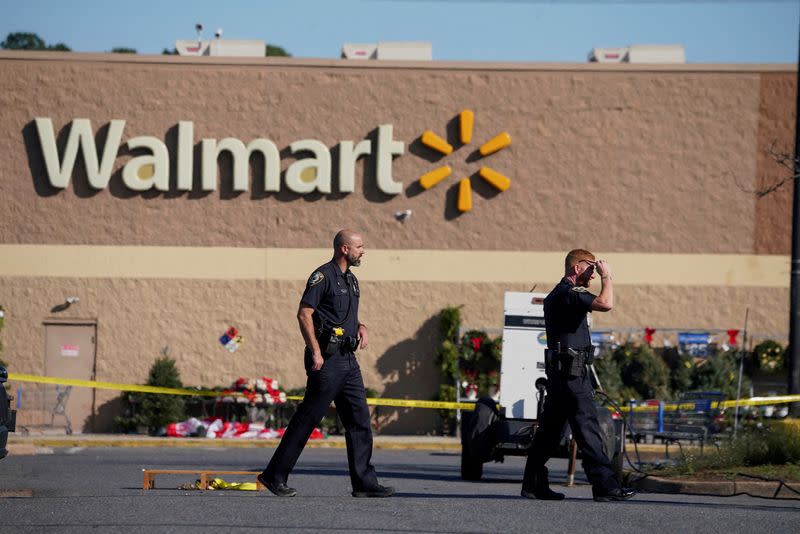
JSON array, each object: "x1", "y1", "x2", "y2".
[{"x1": 418, "y1": 109, "x2": 511, "y2": 213}]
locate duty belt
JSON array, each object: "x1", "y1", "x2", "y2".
[{"x1": 545, "y1": 348, "x2": 594, "y2": 377}]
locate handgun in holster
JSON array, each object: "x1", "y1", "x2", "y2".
[
  {"x1": 315, "y1": 319, "x2": 358, "y2": 355},
  {"x1": 565, "y1": 348, "x2": 594, "y2": 377},
  {"x1": 315, "y1": 318, "x2": 344, "y2": 356}
]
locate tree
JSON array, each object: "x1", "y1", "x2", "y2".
[
  {"x1": 2, "y1": 32, "x2": 45, "y2": 50},
  {"x1": 1, "y1": 32, "x2": 70, "y2": 51},
  {"x1": 137, "y1": 357, "x2": 186, "y2": 433},
  {"x1": 110, "y1": 47, "x2": 136, "y2": 54},
  {"x1": 742, "y1": 144, "x2": 800, "y2": 416},
  {"x1": 266, "y1": 44, "x2": 291, "y2": 57},
  {"x1": 742, "y1": 144, "x2": 799, "y2": 197},
  {"x1": 162, "y1": 47, "x2": 178, "y2": 55}
]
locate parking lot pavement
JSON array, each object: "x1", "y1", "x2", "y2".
[{"x1": 1, "y1": 447, "x2": 799, "y2": 534}]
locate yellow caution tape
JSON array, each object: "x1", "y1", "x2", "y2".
[
  {"x1": 7, "y1": 372, "x2": 476, "y2": 410},
  {"x1": 617, "y1": 394, "x2": 800, "y2": 413},
  {"x1": 720, "y1": 395, "x2": 800, "y2": 409},
  {"x1": 9, "y1": 372, "x2": 797, "y2": 412},
  {"x1": 8, "y1": 372, "x2": 224, "y2": 397},
  {"x1": 209, "y1": 478, "x2": 258, "y2": 491},
  {"x1": 364, "y1": 398, "x2": 476, "y2": 410}
]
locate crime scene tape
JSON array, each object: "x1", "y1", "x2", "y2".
[
  {"x1": 616, "y1": 394, "x2": 800, "y2": 413},
  {"x1": 8, "y1": 372, "x2": 799, "y2": 412},
  {"x1": 6, "y1": 372, "x2": 477, "y2": 411}
]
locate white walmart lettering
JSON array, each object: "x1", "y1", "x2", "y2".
[{"x1": 33, "y1": 118, "x2": 405, "y2": 195}]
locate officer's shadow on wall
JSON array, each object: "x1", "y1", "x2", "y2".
[{"x1": 375, "y1": 314, "x2": 442, "y2": 435}]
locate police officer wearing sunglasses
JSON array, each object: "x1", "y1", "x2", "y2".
[
  {"x1": 521, "y1": 249, "x2": 636, "y2": 502},
  {"x1": 259, "y1": 229, "x2": 394, "y2": 498}
]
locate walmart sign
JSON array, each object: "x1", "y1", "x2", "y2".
[{"x1": 34, "y1": 118, "x2": 405, "y2": 195}]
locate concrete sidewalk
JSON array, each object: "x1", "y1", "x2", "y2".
[{"x1": 7, "y1": 432, "x2": 464, "y2": 452}]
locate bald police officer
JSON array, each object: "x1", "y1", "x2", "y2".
[
  {"x1": 259, "y1": 230, "x2": 394, "y2": 498},
  {"x1": 521, "y1": 249, "x2": 636, "y2": 502}
]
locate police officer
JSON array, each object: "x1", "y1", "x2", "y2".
[
  {"x1": 521, "y1": 249, "x2": 636, "y2": 502},
  {"x1": 259, "y1": 229, "x2": 395, "y2": 498}
]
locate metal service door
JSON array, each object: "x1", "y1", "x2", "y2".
[
  {"x1": 499, "y1": 292, "x2": 548, "y2": 420},
  {"x1": 44, "y1": 322, "x2": 97, "y2": 433}
]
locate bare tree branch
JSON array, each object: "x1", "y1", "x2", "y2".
[{"x1": 739, "y1": 141, "x2": 799, "y2": 197}]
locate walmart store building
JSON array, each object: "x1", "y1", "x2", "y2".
[{"x1": 0, "y1": 51, "x2": 795, "y2": 432}]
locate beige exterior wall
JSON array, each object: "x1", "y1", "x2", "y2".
[{"x1": 0, "y1": 52, "x2": 795, "y2": 433}]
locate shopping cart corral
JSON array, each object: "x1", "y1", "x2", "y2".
[
  {"x1": 12, "y1": 382, "x2": 73, "y2": 435},
  {"x1": 628, "y1": 392, "x2": 724, "y2": 457}
]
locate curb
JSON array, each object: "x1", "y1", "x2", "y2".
[
  {"x1": 7, "y1": 434, "x2": 463, "y2": 452},
  {"x1": 629, "y1": 474, "x2": 800, "y2": 500}
]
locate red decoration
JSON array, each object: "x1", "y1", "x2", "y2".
[
  {"x1": 644, "y1": 327, "x2": 656, "y2": 345},
  {"x1": 726, "y1": 329, "x2": 740, "y2": 346},
  {"x1": 470, "y1": 336, "x2": 483, "y2": 352}
]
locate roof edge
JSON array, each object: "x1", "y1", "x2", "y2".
[{"x1": 0, "y1": 50, "x2": 795, "y2": 73}]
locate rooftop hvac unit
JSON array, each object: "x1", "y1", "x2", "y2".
[
  {"x1": 588, "y1": 47, "x2": 629, "y2": 63},
  {"x1": 341, "y1": 43, "x2": 378, "y2": 60},
  {"x1": 342, "y1": 41, "x2": 432, "y2": 61},
  {"x1": 175, "y1": 39, "x2": 265, "y2": 57},
  {"x1": 176, "y1": 40, "x2": 210, "y2": 56},
  {"x1": 627, "y1": 44, "x2": 685, "y2": 64},
  {"x1": 376, "y1": 41, "x2": 432, "y2": 61}
]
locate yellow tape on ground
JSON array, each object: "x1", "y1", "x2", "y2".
[{"x1": 7, "y1": 373, "x2": 476, "y2": 411}]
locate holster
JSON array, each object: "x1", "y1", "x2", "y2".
[
  {"x1": 318, "y1": 328, "x2": 341, "y2": 356},
  {"x1": 315, "y1": 319, "x2": 358, "y2": 356},
  {"x1": 546, "y1": 348, "x2": 593, "y2": 378}
]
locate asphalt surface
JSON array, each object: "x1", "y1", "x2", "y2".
[{"x1": 1, "y1": 446, "x2": 799, "y2": 533}]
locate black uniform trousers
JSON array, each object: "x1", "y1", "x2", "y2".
[
  {"x1": 262, "y1": 349, "x2": 379, "y2": 491},
  {"x1": 522, "y1": 371, "x2": 618, "y2": 493}
]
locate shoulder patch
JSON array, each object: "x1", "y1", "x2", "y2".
[
  {"x1": 571, "y1": 286, "x2": 588, "y2": 293},
  {"x1": 308, "y1": 271, "x2": 325, "y2": 287}
]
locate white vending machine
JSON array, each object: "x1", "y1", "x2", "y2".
[{"x1": 499, "y1": 291, "x2": 549, "y2": 420}]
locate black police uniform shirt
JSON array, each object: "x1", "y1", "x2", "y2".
[
  {"x1": 301, "y1": 259, "x2": 360, "y2": 338},
  {"x1": 543, "y1": 278, "x2": 595, "y2": 351}
]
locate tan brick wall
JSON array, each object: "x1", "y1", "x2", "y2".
[
  {"x1": 0, "y1": 55, "x2": 793, "y2": 253},
  {"x1": 754, "y1": 72, "x2": 796, "y2": 254},
  {"x1": 0, "y1": 276, "x2": 787, "y2": 433}
]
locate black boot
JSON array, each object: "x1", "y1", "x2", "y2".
[
  {"x1": 521, "y1": 467, "x2": 565, "y2": 501},
  {"x1": 592, "y1": 487, "x2": 636, "y2": 502}
]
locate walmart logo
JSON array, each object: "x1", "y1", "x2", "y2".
[{"x1": 417, "y1": 109, "x2": 512, "y2": 213}]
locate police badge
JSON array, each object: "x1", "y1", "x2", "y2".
[{"x1": 308, "y1": 271, "x2": 324, "y2": 287}]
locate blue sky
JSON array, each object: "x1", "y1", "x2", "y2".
[{"x1": 2, "y1": 0, "x2": 798, "y2": 63}]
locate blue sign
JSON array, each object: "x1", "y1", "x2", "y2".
[
  {"x1": 591, "y1": 331, "x2": 614, "y2": 345},
  {"x1": 678, "y1": 332, "x2": 711, "y2": 356}
]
